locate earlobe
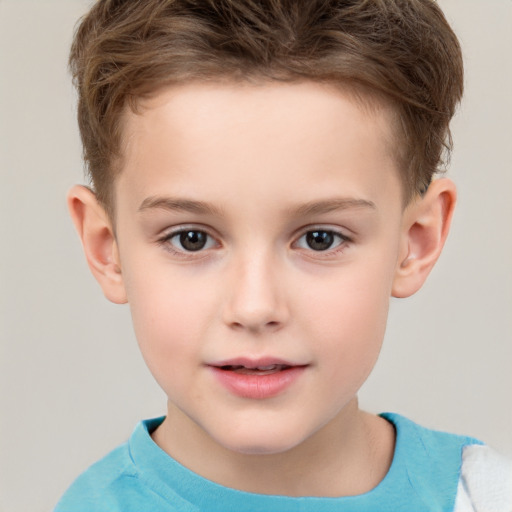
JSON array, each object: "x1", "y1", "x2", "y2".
[
  {"x1": 67, "y1": 185, "x2": 127, "y2": 304},
  {"x1": 392, "y1": 178, "x2": 457, "y2": 298}
]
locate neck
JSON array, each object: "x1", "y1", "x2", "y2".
[{"x1": 151, "y1": 398, "x2": 395, "y2": 497}]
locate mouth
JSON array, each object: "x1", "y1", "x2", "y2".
[
  {"x1": 217, "y1": 364, "x2": 293, "y2": 376},
  {"x1": 207, "y1": 358, "x2": 308, "y2": 399}
]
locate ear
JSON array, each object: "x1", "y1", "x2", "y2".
[
  {"x1": 392, "y1": 178, "x2": 457, "y2": 298},
  {"x1": 67, "y1": 185, "x2": 127, "y2": 304}
]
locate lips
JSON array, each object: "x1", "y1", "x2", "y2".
[
  {"x1": 218, "y1": 363, "x2": 291, "y2": 375},
  {"x1": 208, "y1": 358, "x2": 307, "y2": 399}
]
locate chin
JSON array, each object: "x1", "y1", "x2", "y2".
[
  {"x1": 225, "y1": 441, "x2": 297, "y2": 457},
  {"x1": 212, "y1": 423, "x2": 309, "y2": 456},
  {"x1": 229, "y1": 442, "x2": 293, "y2": 456}
]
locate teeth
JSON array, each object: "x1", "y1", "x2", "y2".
[
  {"x1": 219, "y1": 364, "x2": 293, "y2": 373},
  {"x1": 219, "y1": 364, "x2": 288, "y2": 372},
  {"x1": 256, "y1": 365, "x2": 278, "y2": 371}
]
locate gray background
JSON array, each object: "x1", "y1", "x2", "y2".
[{"x1": 0, "y1": 1, "x2": 510, "y2": 511}]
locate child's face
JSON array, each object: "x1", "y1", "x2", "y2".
[{"x1": 113, "y1": 81, "x2": 406, "y2": 454}]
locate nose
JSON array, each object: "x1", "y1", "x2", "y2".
[{"x1": 222, "y1": 251, "x2": 289, "y2": 333}]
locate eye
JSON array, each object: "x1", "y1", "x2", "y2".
[
  {"x1": 166, "y1": 229, "x2": 216, "y2": 252},
  {"x1": 295, "y1": 229, "x2": 347, "y2": 252}
]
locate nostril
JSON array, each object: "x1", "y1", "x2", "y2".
[{"x1": 228, "y1": 319, "x2": 282, "y2": 332}]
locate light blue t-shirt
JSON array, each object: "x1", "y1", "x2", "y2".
[{"x1": 54, "y1": 413, "x2": 483, "y2": 512}]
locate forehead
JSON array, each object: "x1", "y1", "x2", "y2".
[
  {"x1": 116, "y1": 81, "x2": 402, "y2": 213},
  {"x1": 124, "y1": 80, "x2": 395, "y2": 147}
]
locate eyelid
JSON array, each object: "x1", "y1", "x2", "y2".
[
  {"x1": 157, "y1": 224, "x2": 221, "y2": 256},
  {"x1": 291, "y1": 226, "x2": 352, "y2": 254},
  {"x1": 156, "y1": 224, "x2": 352, "y2": 258},
  {"x1": 293, "y1": 225, "x2": 352, "y2": 242}
]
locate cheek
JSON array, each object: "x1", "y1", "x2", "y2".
[
  {"x1": 123, "y1": 270, "x2": 215, "y2": 382},
  {"x1": 302, "y1": 261, "x2": 393, "y2": 373}
]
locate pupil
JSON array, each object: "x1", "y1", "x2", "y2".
[
  {"x1": 306, "y1": 231, "x2": 333, "y2": 251},
  {"x1": 180, "y1": 231, "x2": 207, "y2": 251}
]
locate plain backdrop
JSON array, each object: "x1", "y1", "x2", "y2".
[{"x1": 0, "y1": 1, "x2": 511, "y2": 511}]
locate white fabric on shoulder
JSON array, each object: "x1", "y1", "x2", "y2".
[{"x1": 453, "y1": 444, "x2": 512, "y2": 512}]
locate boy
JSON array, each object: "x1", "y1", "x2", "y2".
[{"x1": 55, "y1": 0, "x2": 512, "y2": 510}]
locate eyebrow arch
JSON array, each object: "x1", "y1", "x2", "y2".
[
  {"x1": 138, "y1": 196, "x2": 223, "y2": 216},
  {"x1": 138, "y1": 196, "x2": 375, "y2": 217},
  {"x1": 288, "y1": 198, "x2": 377, "y2": 217}
]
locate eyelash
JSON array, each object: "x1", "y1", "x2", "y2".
[
  {"x1": 293, "y1": 228, "x2": 352, "y2": 257},
  {"x1": 157, "y1": 226, "x2": 352, "y2": 259},
  {"x1": 157, "y1": 227, "x2": 218, "y2": 259}
]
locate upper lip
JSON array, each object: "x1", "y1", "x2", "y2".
[{"x1": 207, "y1": 357, "x2": 307, "y2": 370}]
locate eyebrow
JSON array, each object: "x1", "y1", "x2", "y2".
[
  {"x1": 138, "y1": 195, "x2": 376, "y2": 217},
  {"x1": 138, "y1": 196, "x2": 224, "y2": 216},
  {"x1": 287, "y1": 198, "x2": 377, "y2": 217}
]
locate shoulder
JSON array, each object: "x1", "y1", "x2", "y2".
[
  {"x1": 382, "y1": 413, "x2": 512, "y2": 512},
  {"x1": 454, "y1": 444, "x2": 512, "y2": 512},
  {"x1": 381, "y1": 412, "x2": 482, "y2": 465},
  {"x1": 54, "y1": 418, "x2": 173, "y2": 512},
  {"x1": 54, "y1": 442, "x2": 140, "y2": 512},
  {"x1": 379, "y1": 413, "x2": 482, "y2": 510}
]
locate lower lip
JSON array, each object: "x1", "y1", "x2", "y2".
[{"x1": 209, "y1": 366, "x2": 306, "y2": 400}]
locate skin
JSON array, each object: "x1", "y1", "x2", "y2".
[{"x1": 69, "y1": 81, "x2": 456, "y2": 497}]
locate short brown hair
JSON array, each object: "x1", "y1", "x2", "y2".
[{"x1": 69, "y1": 0, "x2": 463, "y2": 214}]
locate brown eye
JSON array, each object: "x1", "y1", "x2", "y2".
[
  {"x1": 305, "y1": 230, "x2": 336, "y2": 251},
  {"x1": 178, "y1": 230, "x2": 208, "y2": 251},
  {"x1": 294, "y1": 229, "x2": 349, "y2": 253},
  {"x1": 164, "y1": 229, "x2": 216, "y2": 253}
]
